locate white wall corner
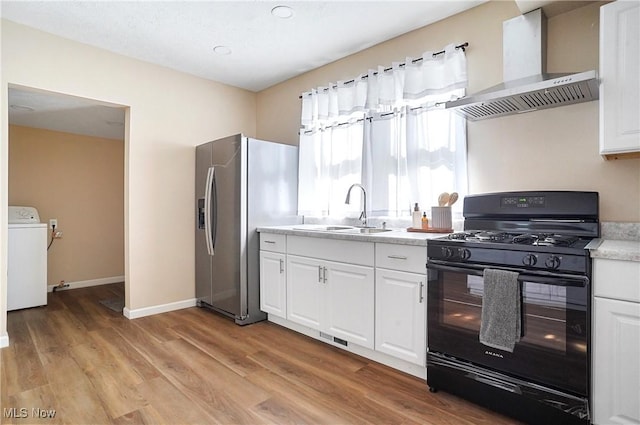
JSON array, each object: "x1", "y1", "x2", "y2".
[
  {"x1": 123, "y1": 298, "x2": 197, "y2": 320},
  {"x1": 0, "y1": 333, "x2": 9, "y2": 348}
]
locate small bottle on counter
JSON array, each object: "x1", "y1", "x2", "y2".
[
  {"x1": 421, "y1": 212, "x2": 429, "y2": 229},
  {"x1": 412, "y1": 203, "x2": 422, "y2": 228}
]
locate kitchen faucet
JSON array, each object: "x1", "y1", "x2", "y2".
[{"x1": 345, "y1": 183, "x2": 368, "y2": 227}]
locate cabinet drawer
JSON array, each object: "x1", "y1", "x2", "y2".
[
  {"x1": 260, "y1": 233, "x2": 286, "y2": 253},
  {"x1": 375, "y1": 243, "x2": 426, "y2": 274},
  {"x1": 287, "y1": 235, "x2": 374, "y2": 266},
  {"x1": 594, "y1": 258, "x2": 640, "y2": 303}
]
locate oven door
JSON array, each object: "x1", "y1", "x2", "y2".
[{"x1": 427, "y1": 260, "x2": 589, "y2": 396}]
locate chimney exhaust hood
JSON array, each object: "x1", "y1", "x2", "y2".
[{"x1": 445, "y1": 8, "x2": 598, "y2": 121}]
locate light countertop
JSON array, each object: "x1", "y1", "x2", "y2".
[
  {"x1": 257, "y1": 225, "x2": 449, "y2": 246},
  {"x1": 260, "y1": 225, "x2": 640, "y2": 261},
  {"x1": 588, "y1": 239, "x2": 640, "y2": 262}
]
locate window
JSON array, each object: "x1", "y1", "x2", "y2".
[{"x1": 298, "y1": 44, "x2": 468, "y2": 221}]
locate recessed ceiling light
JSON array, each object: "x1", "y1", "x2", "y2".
[
  {"x1": 271, "y1": 5, "x2": 294, "y2": 19},
  {"x1": 9, "y1": 104, "x2": 35, "y2": 112},
  {"x1": 213, "y1": 45, "x2": 232, "y2": 55}
]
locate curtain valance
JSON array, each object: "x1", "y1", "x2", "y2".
[{"x1": 300, "y1": 43, "x2": 467, "y2": 128}]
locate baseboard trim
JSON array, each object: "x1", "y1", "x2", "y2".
[
  {"x1": 0, "y1": 333, "x2": 9, "y2": 348},
  {"x1": 48, "y1": 275, "x2": 125, "y2": 292},
  {"x1": 123, "y1": 298, "x2": 197, "y2": 319}
]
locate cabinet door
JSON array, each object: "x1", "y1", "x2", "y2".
[
  {"x1": 375, "y1": 268, "x2": 426, "y2": 366},
  {"x1": 600, "y1": 1, "x2": 640, "y2": 156},
  {"x1": 259, "y1": 251, "x2": 286, "y2": 318},
  {"x1": 286, "y1": 255, "x2": 322, "y2": 330},
  {"x1": 322, "y1": 261, "x2": 375, "y2": 349},
  {"x1": 593, "y1": 297, "x2": 640, "y2": 424}
]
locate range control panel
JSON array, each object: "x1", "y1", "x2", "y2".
[{"x1": 501, "y1": 195, "x2": 545, "y2": 208}]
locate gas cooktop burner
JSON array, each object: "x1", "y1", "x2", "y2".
[
  {"x1": 448, "y1": 231, "x2": 510, "y2": 241},
  {"x1": 448, "y1": 232, "x2": 473, "y2": 240},
  {"x1": 446, "y1": 231, "x2": 582, "y2": 247},
  {"x1": 537, "y1": 234, "x2": 579, "y2": 247}
]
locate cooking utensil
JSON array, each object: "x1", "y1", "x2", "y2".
[
  {"x1": 438, "y1": 192, "x2": 450, "y2": 207},
  {"x1": 447, "y1": 192, "x2": 459, "y2": 206}
]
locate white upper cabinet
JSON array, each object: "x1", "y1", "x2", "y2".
[{"x1": 599, "y1": 1, "x2": 640, "y2": 159}]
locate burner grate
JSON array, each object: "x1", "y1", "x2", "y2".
[
  {"x1": 467, "y1": 231, "x2": 509, "y2": 242},
  {"x1": 445, "y1": 231, "x2": 583, "y2": 248}
]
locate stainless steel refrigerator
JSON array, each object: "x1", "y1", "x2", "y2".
[{"x1": 195, "y1": 134, "x2": 298, "y2": 325}]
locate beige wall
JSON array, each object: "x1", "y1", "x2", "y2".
[
  {"x1": 9, "y1": 125, "x2": 124, "y2": 286},
  {"x1": 1, "y1": 19, "x2": 257, "y2": 341},
  {"x1": 257, "y1": 1, "x2": 640, "y2": 222},
  {"x1": 3, "y1": 1, "x2": 639, "y2": 343}
]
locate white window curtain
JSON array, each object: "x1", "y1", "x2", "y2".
[
  {"x1": 301, "y1": 43, "x2": 467, "y2": 124},
  {"x1": 362, "y1": 100, "x2": 467, "y2": 217},
  {"x1": 298, "y1": 43, "x2": 468, "y2": 218},
  {"x1": 298, "y1": 119, "x2": 364, "y2": 217}
]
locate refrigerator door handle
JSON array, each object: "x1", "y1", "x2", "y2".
[{"x1": 204, "y1": 166, "x2": 216, "y2": 256}]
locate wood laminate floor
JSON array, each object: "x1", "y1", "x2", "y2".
[{"x1": 1, "y1": 283, "x2": 520, "y2": 424}]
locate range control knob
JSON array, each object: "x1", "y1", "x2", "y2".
[
  {"x1": 545, "y1": 255, "x2": 561, "y2": 270},
  {"x1": 458, "y1": 248, "x2": 471, "y2": 260},
  {"x1": 522, "y1": 254, "x2": 537, "y2": 267},
  {"x1": 441, "y1": 247, "x2": 454, "y2": 259}
]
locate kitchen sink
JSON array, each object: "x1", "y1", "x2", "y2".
[
  {"x1": 291, "y1": 225, "x2": 392, "y2": 234},
  {"x1": 336, "y1": 227, "x2": 392, "y2": 234},
  {"x1": 292, "y1": 225, "x2": 355, "y2": 231},
  {"x1": 324, "y1": 226, "x2": 355, "y2": 231}
]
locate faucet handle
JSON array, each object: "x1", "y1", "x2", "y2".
[{"x1": 381, "y1": 221, "x2": 387, "y2": 229}]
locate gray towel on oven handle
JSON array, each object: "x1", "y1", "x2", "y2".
[{"x1": 479, "y1": 268, "x2": 521, "y2": 353}]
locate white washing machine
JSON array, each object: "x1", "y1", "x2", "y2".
[{"x1": 8, "y1": 206, "x2": 48, "y2": 311}]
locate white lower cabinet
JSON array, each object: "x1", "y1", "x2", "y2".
[
  {"x1": 259, "y1": 233, "x2": 288, "y2": 319},
  {"x1": 593, "y1": 297, "x2": 640, "y2": 424},
  {"x1": 374, "y1": 242, "x2": 427, "y2": 367},
  {"x1": 375, "y1": 268, "x2": 426, "y2": 366},
  {"x1": 287, "y1": 254, "x2": 375, "y2": 349},
  {"x1": 259, "y1": 232, "x2": 428, "y2": 376},
  {"x1": 323, "y1": 261, "x2": 374, "y2": 349},
  {"x1": 286, "y1": 255, "x2": 322, "y2": 329},
  {"x1": 592, "y1": 257, "x2": 640, "y2": 424},
  {"x1": 285, "y1": 236, "x2": 375, "y2": 350},
  {"x1": 259, "y1": 251, "x2": 287, "y2": 318}
]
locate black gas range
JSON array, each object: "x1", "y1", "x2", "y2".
[
  {"x1": 426, "y1": 191, "x2": 598, "y2": 425},
  {"x1": 428, "y1": 191, "x2": 598, "y2": 274}
]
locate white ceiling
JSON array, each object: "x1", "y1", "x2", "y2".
[
  {"x1": 8, "y1": 88, "x2": 126, "y2": 140},
  {"x1": 3, "y1": 0, "x2": 486, "y2": 139}
]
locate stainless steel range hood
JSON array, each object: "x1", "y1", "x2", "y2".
[{"x1": 446, "y1": 8, "x2": 598, "y2": 121}]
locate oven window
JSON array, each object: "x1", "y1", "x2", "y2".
[{"x1": 441, "y1": 272, "x2": 571, "y2": 353}]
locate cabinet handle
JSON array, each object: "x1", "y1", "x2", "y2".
[
  {"x1": 388, "y1": 255, "x2": 408, "y2": 260},
  {"x1": 318, "y1": 266, "x2": 323, "y2": 283},
  {"x1": 419, "y1": 281, "x2": 424, "y2": 303},
  {"x1": 279, "y1": 259, "x2": 284, "y2": 274},
  {"x1": 323, "y1": 266, "x2": 328, "y2": 283},
  {"x1": 264, "y1": 240, "x2": 276, "y2": 244}
]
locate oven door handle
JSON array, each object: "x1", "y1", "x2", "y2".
[{"x1": 426, "y1": 261, "x2": 589, "y2": 288}]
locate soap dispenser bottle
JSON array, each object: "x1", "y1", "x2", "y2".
[{"x1": 412, "y1": 203, "x2": 422, "y2": 228}]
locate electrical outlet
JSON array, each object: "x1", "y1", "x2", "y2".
[{"x1": 49, "y1": 219, "x2": 58, "y2": 229}]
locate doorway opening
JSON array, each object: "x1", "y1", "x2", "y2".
[{"x1": 7, "y1": 85, "x2": 128, "y2": 323}]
